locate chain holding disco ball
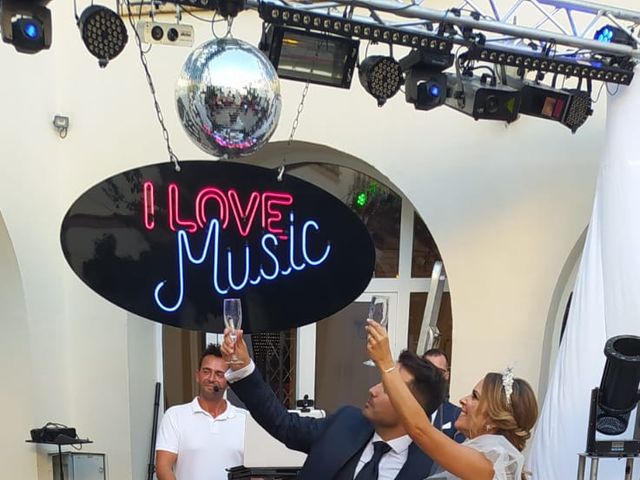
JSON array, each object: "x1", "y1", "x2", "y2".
[{"x1": 176, "y1": 37, "x2": 282, "y2": 158}]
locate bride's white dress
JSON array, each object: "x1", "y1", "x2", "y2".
[{"x1": 427, "y1": 434, "x2": 524, "y2": 480}]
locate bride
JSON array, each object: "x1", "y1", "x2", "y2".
[{"x1": 366, "y1": 321, "x2": 538, "y2": 480}]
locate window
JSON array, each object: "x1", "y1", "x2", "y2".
[
  {"x1": 411, "y1": 212, "x2": 442, "y2": 278},
  {"x1": 407, "y1": 292, "x2": 453, "y2": 361},
  {"x1": 287, "y1": 163, "x2": 402, "y2": 278}
]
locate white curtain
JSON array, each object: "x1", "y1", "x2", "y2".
[{"x1": 529, "y1": 71, "x2": 640, "y2": 479}]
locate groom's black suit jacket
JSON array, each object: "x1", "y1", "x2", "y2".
[{"x1": 232, "y1": 368, "x2": 435, "y2": 479}]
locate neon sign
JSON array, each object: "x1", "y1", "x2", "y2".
[
  {"x1": 143, "y1": 181, "x2": 330, "y2": 311},
  {"x1": 60, "y1": 161, "x2": 375, "y2": 333},
  {"x1": 152, "y1": 214, "x2": 331, "y2": 312},
  {"x1": 144, "y1": 182, "x2": 294, "y2": 238}
]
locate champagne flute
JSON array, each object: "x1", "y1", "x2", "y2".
[
  {"x1": 363, "y1": 295, "x2": 389, "y2": 366},
  {"x1": 224, "y1": 298, "x2": 243, "y2": 365}
]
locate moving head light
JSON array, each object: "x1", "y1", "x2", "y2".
[
  {"x1": 401, "y1": 49, "x2": 452, "y2": 111},
  {"x1": 405, "y1": 69, "x2": 447, "y2": 111},
  {"x1": 1, "y1": 0, "x2": 52, "y2": 54},
  {"x1": 445, "y1": 73, "x2": 520, "y2": 123}
]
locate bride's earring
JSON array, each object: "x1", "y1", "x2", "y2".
[{"x1": 485, "y1": 424, "x2": 493, "y2": 433}]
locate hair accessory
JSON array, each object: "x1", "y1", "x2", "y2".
[{"x1": 502, "y1": 366, "x2": 514, "y2": 405}]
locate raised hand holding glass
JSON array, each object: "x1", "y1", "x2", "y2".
[
  {"x1": 364, "y1": 296, "x2": 389, "y2": 366},
  {"x1": 224, "y1": 298, "x2": 243, "y2": 365}
]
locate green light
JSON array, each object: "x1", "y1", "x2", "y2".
[{"x1": 356, "y1": 192, "x2": 368, "y2": 207}]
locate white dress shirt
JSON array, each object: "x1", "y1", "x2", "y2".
[{"x1": 354, "y1": 432, "x2": 412, "y2": 479}]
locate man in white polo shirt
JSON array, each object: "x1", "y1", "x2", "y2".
[{"x1": 156, "y1": 344, "x2": 247, "y2": 480}]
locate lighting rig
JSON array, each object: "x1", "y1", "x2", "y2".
[
  {"x1": 247, "y1": 0, "x2": 640, "y2": 86},
  {"x1": 245, "y1": 0, "x2": 640, "y2": 130},
  {"x1": 3, "y1": 0, "x2": 640, "y2": 131}
]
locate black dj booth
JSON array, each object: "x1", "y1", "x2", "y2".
[{"x1": 228, "y1": 466, "x2": 300, "y2": 479}]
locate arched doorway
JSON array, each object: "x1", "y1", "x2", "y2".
[
  {"x1": 242, "y1": 142, "x2": 452, "y2": 412},
  {"x1": 538, "y1": 227, "x2": 587, "y2": 398},
  {"x1": 159, "y1": 142, "x2": 453, "y2": 413}
]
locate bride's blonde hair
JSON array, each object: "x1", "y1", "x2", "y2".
[{"x1": 479, "y1": 373, "x2": 539, "y2": 452}]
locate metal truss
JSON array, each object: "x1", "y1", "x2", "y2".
[
  {"x1": 246, "y1": 0, "x2": 640, "y2": 59},
  {"x1": 158, "y1": 0, "x2": 640, "y2": 84}
]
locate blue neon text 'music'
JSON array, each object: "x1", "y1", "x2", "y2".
[{"x1": 154, "y1": 214, "x2": 332, "y2": 312}]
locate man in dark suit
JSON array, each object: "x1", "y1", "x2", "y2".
[
  {"x1": 222, "y1": 329, "x2": 445, "y2": 480},
  {"x1": 422, "y1": 349, "x2": 463, "y2": 443}
]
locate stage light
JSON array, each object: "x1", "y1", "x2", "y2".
[
  {"x1": 445, "y1": 73, "x2": 520, "y2": 123},
  {"x1": 513, "y1": 80, "x2": 593, "y2": 133},
  {"x1": 77, "y1": 5, "x2": 128, "y2": 68},
  {"x1": 358, "y1": 56, "x2": 404, "y2": 106},
  {"x1": 466, "y1": 43, "x2": 634, "y2": 86},
  {"x1": 583, "y1": 335, "x2": 640, "y2": 457},
  {"x1": 595, "y1": 25, "x2": 636, "y2": 48},
  {"x1": 405, "y1": 70, "x2": 447, "y2": 111},
  {"x1": 597, "y1": 336, "x2": 640, "y2": 435},
  {"x1": 258, "y1": 2, "x2": 452, "y2": 55},
  {"x1": 259, "y1": 25, "x2": 359, "y2": 89},
  {"x1": 445, "y1": 74, "x2": 520, "y2": 123},
  {"x1": 400, "y1": 49, "x2": 451, "y2": 112},
  {"x1": 0, "y1": 0, "x2": 52, "y2": 54}
]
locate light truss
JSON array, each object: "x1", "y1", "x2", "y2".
[
  {"x1": 144, "y1": 0, "x2": 640, "y2": 85},
  {"x1": 160, "y1": 0, "x2": 640, "y2": 58},
  {"x1": 161, "y1": 0, "x2": 640, "y2": 83},
  {"x1": 250, "y1": 0, "x2": 639, "y2": 83},
  {"x1": 243, "y1": 0, "x2": 640, "y2": 58}
]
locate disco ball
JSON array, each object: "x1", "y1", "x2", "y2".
[{"x1": 176, "y1": 38, "x2": 282, "y2": 158}]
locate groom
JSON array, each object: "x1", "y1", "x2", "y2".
[{"x1": 222, "y1": 328, "x2": 445, "y2": 479}]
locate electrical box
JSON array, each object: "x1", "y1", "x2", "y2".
[{"x1": 52, "y1": 452, "x2": 106, "y2": 480}]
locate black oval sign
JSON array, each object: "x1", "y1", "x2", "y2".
[{"x1": 60, "y1": 161, "x2": 375, "y2": 333}]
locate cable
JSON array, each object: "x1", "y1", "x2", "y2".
[
  {"x1": 183, "y1": 7, "x2": 217, "y2": 23},
  {"x1": 592, "y1": 81, "x2": 606, "y2": 103},
  {"x1": 606, "y1": 82, "x2": 621, "y2": 96},
  {"x1": 453, "y1": 50, "x2": 466, "y2": 108},
  {"x1": 124, "y1": 0, "x2": 181, "y2": 171},
  {"x1": 467, "y1": 65, "x2": 497, "y2": 80}
]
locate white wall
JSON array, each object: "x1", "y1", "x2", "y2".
[
  {"x1": 0, "y1": 0, "x2": 634, "y2": 477},
  {"x1": 127, "y1": 315, "x2": 163, "y2": 480},
  {"x1": 0, "y1": 212, "x2": 36, "y2": 478}
]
